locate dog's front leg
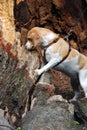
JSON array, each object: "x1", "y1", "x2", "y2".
[{"x1": 35, "y1": 58, "x2": 59, "y2": 76}]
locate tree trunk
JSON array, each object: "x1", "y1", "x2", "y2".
[{"x1": 0, "y1": 0, "x2": 15, "y2": 45}]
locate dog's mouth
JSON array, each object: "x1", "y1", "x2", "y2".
[
  {"x1": 25, "y1": 45, "x2": 36, "y2": 51},
  {"x1": 27, "y1": 47, "x2": 36, "y2": 51},
  {"x1": 25, "y1": 40, "x2": 34, "y2": 50},
  {"x1": 25, "y1": 44, "x2": 36, "y2": 51}
]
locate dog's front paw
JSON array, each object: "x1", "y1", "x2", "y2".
[{"x1": 35, "y1": 69, "x2": 42, "y2": 76}]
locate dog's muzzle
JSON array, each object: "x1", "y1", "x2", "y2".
[
  {"x1": 25, "y1": 41, "x2": 36, "y2": 51},
  {"x1": 25, "y1": 41, "x2": 31, "y2": 50}
]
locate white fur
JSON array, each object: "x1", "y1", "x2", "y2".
[
  {"x1": 46, "y1": 46, "x2": 62, "y2": 61},
  {"x1": 40, "y1": 33, "x2": 55, "y2": 47},
  {"x1": 56, "y1": 56, "x2": 80, "y2": 76},
  {"x1": 43, "y1": 33, "x2": 55, "y2": 42},
  {"x1": 25, "y1": 41, "x2": 31, "y2": 49},
  {"x1": 79, "y1": 70, "x2": 87, "y2": 97}
]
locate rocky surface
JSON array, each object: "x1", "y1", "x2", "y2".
[
  {"x1": 0, "y1": 109, "x2": 11, "y2": 130},
  {"x1": 22, "y1": 81, "x2": 87, "y2": 130},
  {"x1": 22, "y1": 102, "x2": 74, "y2": 130},
  {"x1": 22, "y1": 88, "x2": 87, "y2": 130},
  {"x1": 0, "y1": 38, "x2": 44, "y2": 127}
]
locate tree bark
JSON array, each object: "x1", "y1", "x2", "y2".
[{"x1": 0, "y1": 0, "x2": 15, "y2": 45}]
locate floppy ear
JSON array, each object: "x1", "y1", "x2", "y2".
[
  {"x1": 29, "y1": 32, "x2": 41, "y2": 47},
  {"x1": 34, "y1": 34, "x2": 41, "y2": 47}
]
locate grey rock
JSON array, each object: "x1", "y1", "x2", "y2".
[
  {"x1": 0, "y1": 109, "x2": 10, "y2": 130},
  {"x1": 22, "y1": 102, "x2": 74, "y2": 130},
  {"x1": 22, "y1": 85, "x2": 87, "y2": 130}
]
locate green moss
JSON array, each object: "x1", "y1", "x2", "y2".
[
  {"x1": 16, "y1": 127, "x2": 22, "y2": 130},
  {"x1": 72, "y1": 120, "x2": 80, "y2": 126}
]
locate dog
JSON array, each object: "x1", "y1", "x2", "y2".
[{"x1": 25, "y1": 27, "x2": 87, "y2": 100}]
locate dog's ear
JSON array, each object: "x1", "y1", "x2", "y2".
[
  {"x1": 27, "y1": 31, "x2": 41, "y2": 46},
  {"x1": 33, "y1": 33, "x2": 41, "y2": 47}
]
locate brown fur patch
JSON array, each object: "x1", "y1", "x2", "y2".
[
  {"x1": 78, "y1": 54, "x2": 87, "y2": 69},
  {"x1": 52, "y1": 38, "x2": 69, "y2": 58}
]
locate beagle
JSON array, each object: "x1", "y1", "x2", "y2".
[{"x1": 25, "y1": 27, "x2": 87, "y2": 100}]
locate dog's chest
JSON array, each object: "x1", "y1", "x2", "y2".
[
  {"x1": 44, "y1": 47, "x2": 80, "y2": 76},
  {"x1": 45, "y1": 47, "x2": 62, "y2": 61}
]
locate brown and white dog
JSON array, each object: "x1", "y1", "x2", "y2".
[{"x1": 25, "y1": 27, "x2": 87, "y2": 100}]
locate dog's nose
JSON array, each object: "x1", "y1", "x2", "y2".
[
  {"x1": 25, "y1": 41, "x2": 31, "y2": 49},
  {"x1": 25, "y1": 44, "x2": 28, "y2": 50},
  {"x1": 25, "y1": 43, "x2": 28, "y2": 49}
]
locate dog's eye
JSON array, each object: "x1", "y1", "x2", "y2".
[{"x1": 28, "y1": 38, "x2": 32, "y2": 41}]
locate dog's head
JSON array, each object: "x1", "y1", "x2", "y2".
[{"x1": 25, "y1": 27, "x2": 59, "y2": 50}]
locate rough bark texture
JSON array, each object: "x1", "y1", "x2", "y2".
[{"x1": 0, "y1": 0, "x2": 15, "y2": 45}]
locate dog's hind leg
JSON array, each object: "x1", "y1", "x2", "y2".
[
  {"x1": 79, "y1": 70, "x2": 87, "y2": 98},
  {"x1": 70, "y1": 74, "x2": 80, "y2": 100}
]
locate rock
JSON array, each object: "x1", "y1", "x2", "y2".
[
  {"x1": 22, "y1": 98, "x2": 87, "y2": 130},
  {"x1": 0, "y1": 45, "x2": 37, "y2": 126},
  {"x1": 78, "y1": 98, "x2": 87, "y2": 116},
  {"x1": 0, "y1": 28, "x2": 53, "y2": 126},
  {"x1": 71, "y1": 99, "x2": 87, "y2": 130},
  {"x1": 47, "y1": 95, "x2": 68, "y2": 104},
  {"x1": 17, "y1": 45, "x2": 40, "y2": 81},
  {"x1": 73, "y1": 98, "x2": 87, "y2": 124},
  {"x1": 30, "y1": 81, "x2": 55, "y2": 109},
  {"x1": 22, "y1": 83, "x2": 87, "y2": 130},
  {"x1": 22, "y1": 102, "x2": 74, "y2": 130},
  {"x1": 22, "y1": 82, "x2": 74, "y2": 130},
  {"x1": 0, "y1": 109, "x2": 11, "y2": 130}
]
